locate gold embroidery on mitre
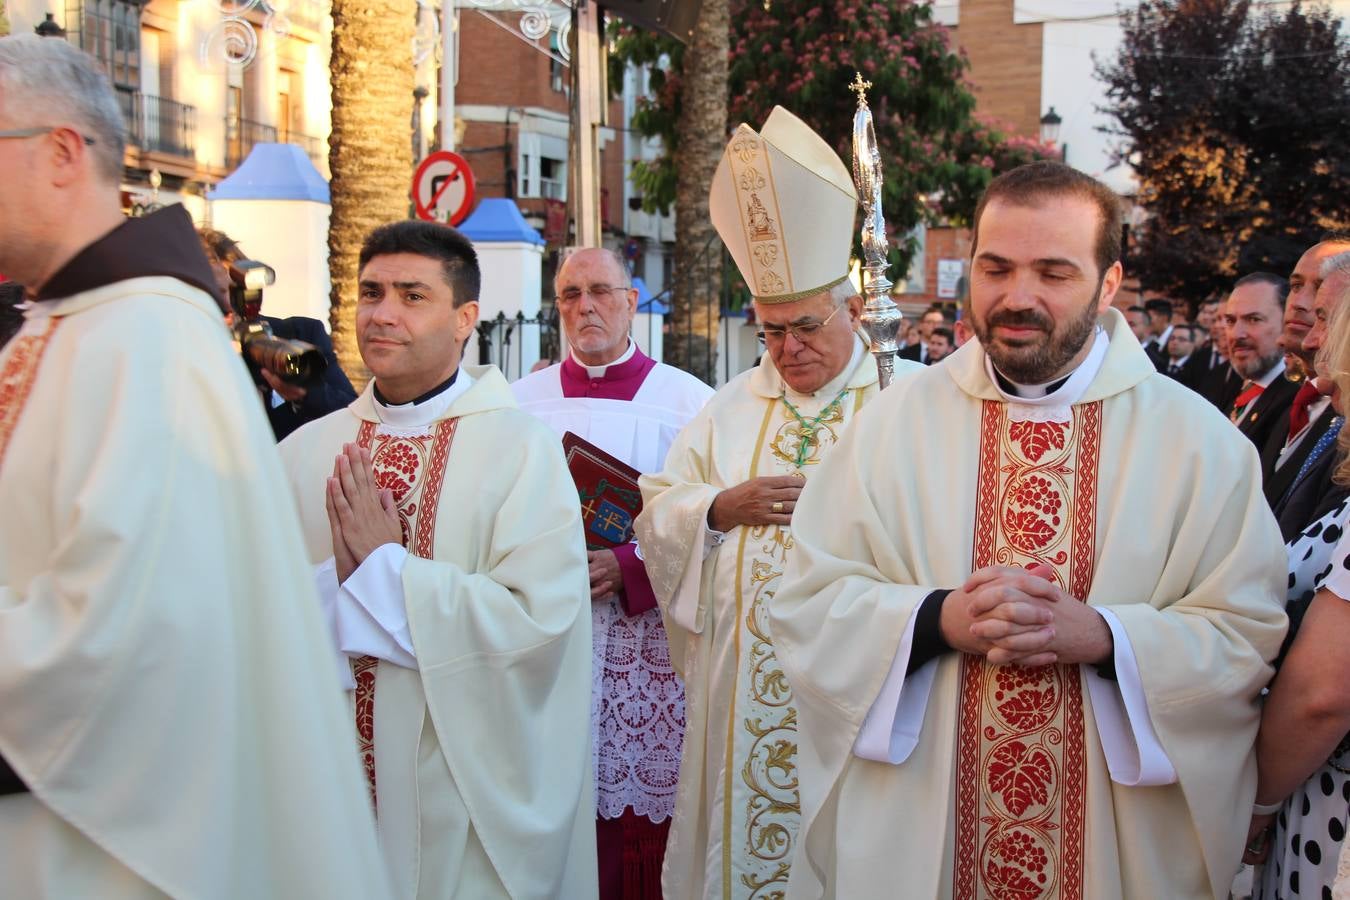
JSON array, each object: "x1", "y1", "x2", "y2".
[
  {"x1": 746, "y1": 194, "x2": 777, "y2": 242},
  {"x1": 726, "y1": 128, "x2": 792, "y2": 299}
]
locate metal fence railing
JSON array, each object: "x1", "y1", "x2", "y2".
[{"x1": 474, "y1": 309, "x2": 560, "y2": 382}]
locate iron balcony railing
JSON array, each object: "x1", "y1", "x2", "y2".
[
  {"x1": 118, "y1": 90, "x2": 196, "y2": 158},
  {"x1": 226, "y1": 117, "x2": 277, "y2": 169},
  {"x1": 283, "y1": 131, "x2": 323, "y2": 164}
]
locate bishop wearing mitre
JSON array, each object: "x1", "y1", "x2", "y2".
[
  {"x1": 277, "y1": 220, "x2": 597, "y2": 899},
  {"x1": 634, "y1": 106, "x2": 921, "y2": 900},
  {"x1": 770, "y1": 162, "x2": 1288, "y2": 899}
]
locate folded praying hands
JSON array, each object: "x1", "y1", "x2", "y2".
[
  {"x1": 939, "y1": 564, "x2": 1114, "y2": 667},
  {"x1": 326, "y1": 442, "x2": 403, "y2": 583}
]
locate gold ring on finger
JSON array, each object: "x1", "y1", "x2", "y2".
[{"x1": 772, "y1": 501, "x2": 785, "y2": 513}]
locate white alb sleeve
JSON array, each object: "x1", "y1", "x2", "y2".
[
  {"x1": 853, "y1": 603, "x2": 939, "y2": 764},
  {"x1": 1084, "y1": 609, "x2": 1177, "y2": 786},
  {"x1": 331, "y1": 543, "x2": 419, "y2": 670}
]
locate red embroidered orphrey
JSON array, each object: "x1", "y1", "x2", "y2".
[
  {"x1": 350, "y1": 416, "x2": 459, "y2": 809},
  {"x1": 0, "y1": 318, "x2": 60, "y2": 473},
  {"x1": 953, "y1": 401, "x2": 1101, "y2": 900}
]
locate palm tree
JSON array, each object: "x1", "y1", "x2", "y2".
[
  {"x1": 666, "y1": 0, "x2": 727, "y2": 383},
  {"x1": 327, "y1": 0, "x2": 415, "y2": 388}
]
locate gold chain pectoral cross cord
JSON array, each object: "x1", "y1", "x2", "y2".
[{"x1": 779, "y1": 387, "x2": 850, "y2": 469}]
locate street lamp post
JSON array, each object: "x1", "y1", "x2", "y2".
[{"x1": 1040, "y1": 106, "x2": 1066, "y2": 162}]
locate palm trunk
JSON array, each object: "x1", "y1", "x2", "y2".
[
  {"x1": 328, "y1": 0, "x2": 415, "y2": 389},
  {"x1": 667, "y1": 0, "x2": 728, "y2": 384}
]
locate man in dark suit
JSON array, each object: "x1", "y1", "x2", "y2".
[
  {"x1": 1257, "y1": 239, "x2": 1350, "y2": 505},
  {"x1": 256, "y1": 313, "x2": 357, "y2": 440},
  {"x1": 1271, "y1": 242, "x2": 1350, "y2": 533},
  {"x1": 198, "y1": 228, "x2": 357, "y2": 441},
  {"x1": 1162, "y1": 323, "x2": 1197, "y2": 387},
  {"x1": 1222, "y1": 273, "x2": 1297, "y2": 459},
  {"x1": 1140, "y1": 297, "x2": 1173, "y2": 371},
  {"x1": 899, "y1": 305, "x2": 947, "y2": 365},
  {"x1": 1189, "y1": 309, "x2": 1242, "y2": 409}
]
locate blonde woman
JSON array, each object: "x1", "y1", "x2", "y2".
[{"x1": 1249, "y1": 252, "x2": 1350, "y2": 898}]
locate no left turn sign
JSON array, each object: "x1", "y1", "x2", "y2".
[{"x1": 411, "y1": 151, "x2": 476, "y2": 226}]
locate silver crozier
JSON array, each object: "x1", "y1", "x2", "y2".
[{"x1": 850, "y1": 73, "x2": 904, "y2": 389}]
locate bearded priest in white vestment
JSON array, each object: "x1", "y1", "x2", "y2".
[
  {"x1": 512, "y1": 247, "x2": 713, "y2": 898},
  {"x1": 277, "y1": 221, "x2": 597, "y2": 899},
  {"x1": 634, "y1": 107, "x2": 922, "y2": 900},
  {"x1": 0, "y1": 35, "x2": 390, "y2": 900},
  {"x1": 771, "y1": 162, "x2": 1289, "y2": 900}
]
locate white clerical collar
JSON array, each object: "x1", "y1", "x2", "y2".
[
  {"x1": 373, "y1": 369, "x2": 474, "y2": 429},
  {"x1": 1253, "y1": 358, "x2": 1286, "y2": 388},
  {"x1": 571, "y1": 339, "x2": 636, "y2": 378},
  {"x1": 985, "y1": 327, "x2": 1109, "y2": 409},
  {"x1": 784, "y1": 335, "x2": 865, "y2": 404}
]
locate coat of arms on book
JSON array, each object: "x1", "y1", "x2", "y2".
[{"x1": 561, "y1": 432, "x2": 644, "y2": 551}]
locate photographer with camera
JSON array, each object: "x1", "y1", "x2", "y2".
[{"x1": 199, "y1": 227, "x2": 357, "y2": 440}]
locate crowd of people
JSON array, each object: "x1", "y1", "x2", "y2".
[{"x1": 4, "y1": 31, "x2": 1350, "y2": 900}]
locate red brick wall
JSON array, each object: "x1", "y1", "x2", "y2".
[{"x1": 951, "y1": 0, "x2": 1044, "y2": 139}]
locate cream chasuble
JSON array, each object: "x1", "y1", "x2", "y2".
[
  {"x1": 771, "y1": 309, "x2": 1288, "y2": 900},
  {"x1": 636, "y1": 338, "x2": 918, "y2": 899},
  {"x1": 278, "y1": 367, "x2": 597, "y2": 900},
  {"x1": 0, "y1": 278, "x2": 391, "y2": 900}
]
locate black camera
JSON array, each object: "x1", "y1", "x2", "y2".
[{"x1": 227, "y1": 260, "x2": 328, "y2": 386}]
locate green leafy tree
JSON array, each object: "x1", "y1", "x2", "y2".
[
  {"x1": 611, "y1": 0, "x2": 1051, "y2": 287},
  {"x1": 1099, "y1": 0, "x2": 1350, "y2": 302}
]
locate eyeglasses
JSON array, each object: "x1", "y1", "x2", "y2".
[
  {"x1": 556, "y1": 284, "x2": 630, "y2": 304},
  {"x1": 757, "y1": 303, "x2": 845, "y2": 345},
  {"x1": 0, "y1": 127, "x2": 95, "y2": 146}
]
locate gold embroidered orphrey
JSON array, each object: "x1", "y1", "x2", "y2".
[
  {"x1": 0, "y1": 318, "x2": 60, "y2": 473},
  {"x1": 725, "y1": 389, "x2": 866, "y2": 899},
  {"x1": 953, "y1": 400, "x2": 1101, "y2": 900},
  {"x1": 348, "y1": 417, "x2": 459, "y2": 809},
  {"x1": 726, "y1": 130, "x2": 791, "y2": 299}
]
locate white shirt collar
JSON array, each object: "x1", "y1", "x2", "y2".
[
  {"x1": 571, "y1": 339, "x2": 636, "y2": 378},
  {"x1": 985, "y1": 327, "x2": 1109, "y2": 409},
  {"x1": 1253, "y1": 358, "x2": 1286, "y2": 388},
  {"x1": 373, "y1": 369, "x2": 474, "y2": 429}
]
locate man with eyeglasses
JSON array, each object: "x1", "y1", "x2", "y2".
[
  {"x1": 634, "y1": 106, "x2": 921, "y2": 900},
  {"x1": 512, "y1": 246, "x2": 713, "y2": 899},
  {"x1": 0, "y1": 34, "x2": 390, "y2": 900}
]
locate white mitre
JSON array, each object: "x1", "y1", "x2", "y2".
[{"x1": 710, "y1": 105, "x2": 858, "y2": 304}]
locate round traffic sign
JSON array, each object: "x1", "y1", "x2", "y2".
[{"x1": 411, "y1": 150, "x2": 476, "y2": 226}]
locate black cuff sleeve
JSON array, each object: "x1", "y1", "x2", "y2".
[
  {"x1": 906, "y1": 589, "x2": 954, "y2": 675},
  {"x1": 0, "y1": 753, "x2": 29, "y2": 796},
  {"x1": 1092, "y1": 654, "x2": 1118, "y2": 682}
]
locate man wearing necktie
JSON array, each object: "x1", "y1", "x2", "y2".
[
  {"x1": 1260, "y1": 238, "x2": 1350, "y2": 508},
  {"x1": 1224, "y1": 273, "x2": 1299, "y2": 455},
  {"x1": 1164, "y1": 323, "x2": 1196, "y2": 387},
  {"x1": 1274, "y1": 246, "x2": 1350, "y2": 538}
]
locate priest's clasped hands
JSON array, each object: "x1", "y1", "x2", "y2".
[
  {"x1": 939, "y1": 564, "x2": 1115, "y2": 667},
  {"x1": 326, "y1": 443, "x2": 402, "y2": 583}
]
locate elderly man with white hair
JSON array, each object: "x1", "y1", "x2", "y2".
[
  {"x1": 512, "y1": 245, "x2": 713, "y2": 900},
  {"x1": 0, "y1": 34, "x2": 390, "y2": 900},
  {"x1": 634, "y1": 107, "x2": 921, "y2": 900}
]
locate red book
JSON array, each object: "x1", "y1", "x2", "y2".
[{"x1": 561, "y1": 431, "x2": 643, "y2": 551}]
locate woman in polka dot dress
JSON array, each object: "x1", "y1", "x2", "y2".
[
  {"x1": 1249, "y1": 283, "x2": 1350, "y2": 899},
  {"x1": 1250, "y1": 497, "x2": 1350, "y2": 900}
]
